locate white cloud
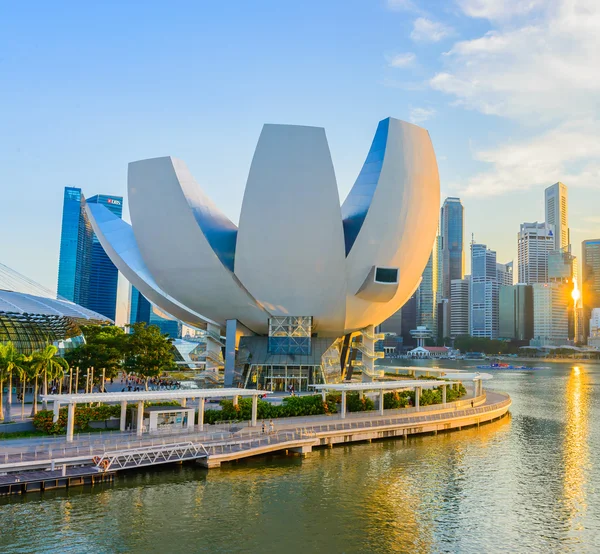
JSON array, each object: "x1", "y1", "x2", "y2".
[
  {"x1": 457, "y1": 0, "x2": 546, "y2": 21},
  {"x1": 409, "y1": 107, "x2": 436, "y2": 124},
  {"x1": 451, "y1": 120, "x2": 600, "y2": 197},
  {"x1": 387, "y1": 52, "x2": 416, "y2": 68},
  {"x1": 411, "y1": 17, "x2": 454, "y2": 42},
  {"x1": 432, "y1": 0, "x2": 600, "y2": 196}
]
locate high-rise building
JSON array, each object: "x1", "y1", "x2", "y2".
[
  {"x1": 545, "y1": 182, "x2": 569, "y2": 251},
  {"x1": 450, "y1": 276, "x2": 470, "y2": 336},
  {"x1": 378, "y1": 308, "x2": 402, "y2": 336},
  {"x1": 499, "y1": 284, "x2": 533, "y2": 341},
  {"x1": 439, "y1": 197, "x2": 465, "y2": 299},
  {"x1": 582, "y1": 239, "x2": 600, "y2": 340},
  {"x1": 129, "y1": 285, "x2": 182, "y2": 338},
  {"x1": 497, "y1": 261, "x2": 513, "y2": 287},
  {"x1": 57, "y1": 187, "x2": 123, "y2": 321},
  {"x1": 86, "y1": 195, "x2": 123, "y2": 320},
  {"x1": 588, "y1": 308, "x2": 600, "y2": 348},
  {"x1": 416, "y1": 238, "x2": 438, "y2": 333},
  {"x1": 548, "y1": 248, "x2": 579, "y2": 341},
  {"x1": 57, "y1": 187, "x2": 92, "y2": 305},
  {"x1": 400, "y1": 293, "x2": 418, "y2": 347},
  {"x1": 531, "y1": 282, "x2": 570, "y2": 347},
  {"x1": 518, "y1": 222, "x2": 555, "y2": 284},
  {"x1": 470, "y1": 243, "x2": 498, "y2": 339}
]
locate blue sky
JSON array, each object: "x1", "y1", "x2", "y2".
[{"x1": 1, "y1": 0, "x2": 599, "y2": 322}]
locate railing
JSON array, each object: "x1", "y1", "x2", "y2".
[
  {"x1": 353, "y1": 343, "x2": 385, "y2": 359},
  {"x1": 206, "y1": 331, "x2": 224, "y2": 345},
  {"x1": 360, "y1": 329, "x2": 385, "y2": 341}
]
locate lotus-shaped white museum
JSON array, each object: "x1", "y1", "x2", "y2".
[{"x1": 86, "y1": 117, "x2": 439, "y2": 386}]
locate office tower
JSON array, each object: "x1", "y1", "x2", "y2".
[
  {"x1": 588, "y1": 308, "x2": 600, "y2": 348},
  {"x1": 437, "y1": 298, "x2": 450, "y2": 340},
  {"x1": 531, "y1": 282, "x2": 570, "y2": 347},
  {"x1": 129, "y1": 285, "x2": 182, "y2": 338},
  {"x1": 86, "y1": 195, "x2": 123, "y2": 320},
  {"x1": 417, "y1": 238, "x2": 438, "y2": 333},
  {"x1": 470, "y1": 243, "x2": 498, "y2": 339},
  {"x1": 57, "y1": 187, "x2": 92, "y2": 305},
  {"x1": 548, "y1": 248, "x2": 578, "y2": 341},
  {"x1": 400, "y1": 293, "x2": 418, "y2": 347},
  {"x1": 545, "y1": 182, "x2": 569, "y2": 251},
  {"x1": 499, "y1": 284, "x2": 533, "y2": 341},
  {"x1": 439, "y1": 197, "x2": 465, "y2": 299},
  {"x1": 497, "y1": 261, "x2": 513, "y2": 287},
  {"x1": 450, "y1": 277, "x2": 470, "y2": 336},
  {"x1": 518, "y1": 222, "x2": 555, "y2": 284},
  {"x1": 582, "y1": 239, "x2": 600, "y2": 340},
  {"x1": 378, "y1": 308, "x2": 402, "y2": 336}
]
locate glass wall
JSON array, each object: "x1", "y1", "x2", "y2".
[{"x1": 244, "y1": 364, "x2": 324, "y2": 392}]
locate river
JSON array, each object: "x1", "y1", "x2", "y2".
[{"x1": 1, "y1": 360, "x2": 600, "y2": 553}]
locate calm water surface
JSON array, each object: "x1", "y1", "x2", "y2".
[{"x1": 1, "y1": 361, "x2": 600, "y2": 553}]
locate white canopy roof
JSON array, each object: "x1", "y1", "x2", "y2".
[
  {"x1": 310, "y1": 380, "x2": 452, "y2": 392},
  {"x1": 384, "y1": 366, "x2": 467, "y2": 374},
  {"x1": 442, "y1": 372, "x2": 493, "y2": 381},
  {"x1": 41, "y1": 388, "x2": 271, "y2": 405}
]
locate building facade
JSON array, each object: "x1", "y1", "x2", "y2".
[
  {"x1": 470, "y1": 243, "x2": 498, "y2": 339},
  {"x1": 518, "y1": 222, "x2": 555, "y2": 284},
  {"x1": 531, "y1": 282, "x2": 570, "y2": 347},
  {"x1": 499, "y1": 284, "x2": 533, "y2": 341},
  {"x1": 57, "y1": 187, "x2": 122, "y2": 321},
  {"x1": 450, "y1": 277, "x2": 470, "y2": 336},
  {"x1": 129, "y1": 286, "x2": 182, "y2": 338},
  {"x1": 439, "y1": 197, "x2": 465, "y2": 299},
  {"x1": 588, "y1": 308, "x2": 600, "y2": 348},
  {"x1": 497, "y1": 261, "x2": 514, "y2": 287},
  {"x1": 582, "y1": 239, "x2": 600, "y2": 340},
  {"x1": 545, "y1": 182, "x2": 569, "y2": 251},
  {"x1": 57, "y1": 187, "x2": 92, "y2": 306},
  {"x1": 417, "y1": 240, "x2": 438, "y2": 334}
]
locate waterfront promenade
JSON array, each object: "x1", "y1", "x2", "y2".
[{"x1": 0, "y1": 389, "x2": 510, "y2": 494}]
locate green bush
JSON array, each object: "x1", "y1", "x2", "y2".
[
  {"x1": 346, "y1": 393, "x2": 375, "y2": 412},
  {"x1": 33, "y1": 404, "x2": 121, "y2": 434}
]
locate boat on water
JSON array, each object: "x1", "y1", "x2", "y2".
[{"x1": 475, "y1": 363, "x2": 548, "y2": 370}]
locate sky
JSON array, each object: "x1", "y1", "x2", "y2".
[{"x1": 1, "y1": 0, "x2": 599, "y2": 323}]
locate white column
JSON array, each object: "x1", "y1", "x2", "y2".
[
  {"x1": 181, "y1": 398, "x2": 187, "y2": 407},
  {"x1": 233, "y1": 395, "x2": 239, "y2": 407},
  {"x1": 321, "y1": 390, "x2": 326, "y2": 403},
  {"x1": 66, "y1": 403, "x2": 75, "y2": 442},
  {"x1": 199, "y1": 398, "x2": 205, "y2": 430},
  {"x1": 186, "y1": 409, "x2": 194, "y2": 431},
  {"x1": 251, "y1": 395, "x2": 258, "y2": 427},
  {"x1": 53, "y1": 401, "x2": 61, "y2": 423},
  {"x1": 120, "y1": 400, "x2": 127, "y2": 431},
  {"x1": 341, "y1": 390, "x2": 347, "y2": 419},
  {"x1": 379, "y1": 390, "x2": 384, "y2": 415},
  {"x1": 442, "y1": 385, "x2": 447, "y2": 406},
  {"x1": 415, "y1": 387, "x2": 420, "y2": 410},
  {"x1": 136, "y1": 400, "x2": 144, "y2": 437}
]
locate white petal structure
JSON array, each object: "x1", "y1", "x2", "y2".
[{"x1": 87, "y1": 117, "x2": 439, "y2": 338}]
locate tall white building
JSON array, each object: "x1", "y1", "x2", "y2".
[
  {"x1": 470, "y1": 243, "x2": 499, "y2": 339},
  {"x1": 588, "y1": 308, "x2": 600, "y2": 348},
  {"x1": 518, "y1": 222, "x2": 555, "y2": 284},
  {"x1": 497, "y1": 261, "x2": 514, "y2": 287},
  {"x1": 417, "y1": 237, "x2": 439, "y2": 333},
  {"x1": 450, "y1": 276, "x2": 470, "y2": 336},
  {"x1": 531, "y1": 282, "x2": 570, "y2": 347},
  {"x1": 545, "y1": 182, "x2": 569, "y2": 251}
]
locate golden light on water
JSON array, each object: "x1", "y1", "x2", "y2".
[{"x1": 563, "y1": 365, "x2": 590, "y2": 528}]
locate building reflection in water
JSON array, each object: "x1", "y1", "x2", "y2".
[{"x1": 563, "y1": 366, "x2": 590, "y2": 531}]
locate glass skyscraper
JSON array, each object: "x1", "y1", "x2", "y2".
[
  {"x1": 440, "y1": 197, "x2": 465, "y2": 299},
  {"x1": 582, "y1": 239, "x2": 600, "y2": 340},
  {"x1": 57, "y1": 187, "x2": 123, "y2": 321},
  {"x1": 470, "y1": 243, "x2": 499, "y2": 339},
  {"x1": 86, "y1": 195, "x2": 123, "y2": 321},
  {"x1": 57, "y1": 187, "x2": 92, "y2": 305},
  {"x1": 129, "y1": 286, "x2": 182, "y2": 338}
]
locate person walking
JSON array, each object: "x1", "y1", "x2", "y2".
[
  {"x1": 261, "y1": 420, "x2": 266, "y2": 434},
  {"x1": 269, "y1": 419, "x2": 275, "y2": 434}
]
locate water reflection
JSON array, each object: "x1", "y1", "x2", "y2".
[{"x1": 563, "y1": 366, "x2": 590, "y2": 533}]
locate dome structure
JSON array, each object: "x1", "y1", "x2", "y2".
[{"x1": 86, "y1": 117, "x2": 440, "y2": 384}]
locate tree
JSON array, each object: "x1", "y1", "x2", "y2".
[
  {"x1": 64, "y1": 325, "x2": 126, "y2": 391},
  {"x1": 34, "y1": 345, "x2": 69, "y2": 411},
  {"x1": 0, "y1": 342, "x2": 30, "y2": 422},
  {"x1": 123, "y1": 323, "x2": 177, "y2": 388}
]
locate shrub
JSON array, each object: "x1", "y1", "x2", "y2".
[{"x1": 33, "y1": 404, "x2": 121, "y2": 434}]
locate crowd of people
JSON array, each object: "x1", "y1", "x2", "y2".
[{"x1": 119, "y1": 374, "x2": 181, "y2": 392}]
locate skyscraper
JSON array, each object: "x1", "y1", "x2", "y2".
[
  {"x1": 57, "y1": 187, "x2": 122, "y2": 321},
  {"x1": 86, "y1": 195, "x2": 123, "y2": 320},
  {"x1": 545, "y1": 182, "x2": 569, "y2": 251},
  {"x1": 518, "y1": 222, "x2": 555, "y2": 284},
  {"x1": 439, "y1": 197, "x2": 465, "y2": 299},
  {"x1": 497, "y1": 261, "x2": 514, "y2": 287},
  {"x1": 531, "y1": 282, "x2": 570, "y2": 347},
  {"x1": 450, "y1": 276, "x2": 469, "y2": 336},
  {"x1": 499, "y1": 284, "x2": 533, "y2": 341},
  {"x1": 470, "y1": 243, "x2": 498, "y2": 339},
  {"x1": 416, "y1": 238, "x2": 438, "y2": 333},
  {"x1": 582, "y1": 239, "x2": 600, "y2": 340},
  {"x1": 129, "y1": 285, "x2": 182, "y2": 338},
  {"x1": 57, "y1": 187, "x2": 92, "y2": 305}
]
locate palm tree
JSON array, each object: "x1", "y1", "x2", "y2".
[
  {"x1": 37, "y1": 345, "x2": 69, "y2": 411},
  {"x1": 28, "y1": 351, "x2": 45, "y2": 416},
  {"x1": 17, "y1": 355, "x2": 33, "y2": 420},
  {"x1": 0, "y1": 342, "x2": 28, "y2": 423}
]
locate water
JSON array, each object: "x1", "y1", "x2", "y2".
[{"x1": 2, "y1": 361, "x2": 600, "y2": 553}]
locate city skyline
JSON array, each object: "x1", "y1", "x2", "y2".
[{"x1": 1, "y1": 1, "x2": 599, "y2": 307}]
